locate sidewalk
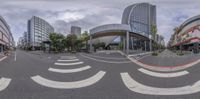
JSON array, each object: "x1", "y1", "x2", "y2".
[{"x1": 137, "y1": 49, "x2": 200, "y2": 66}]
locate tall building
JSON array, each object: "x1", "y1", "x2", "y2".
[
  {"x1": 27, "y1": 16, "x2": 54, "y2": 50},
  {"x1": 71, "y1": 26, "x2": 81, "y2": 37},
  {"x1": 0, "y1": 16, "x2": 14, "y2": 53},
  {"x1": 122, "y1": 3, "x2": 156, "y2": 38},
  {"x1": 89, "y1": 3, "x2": 160, "y2": 53}
]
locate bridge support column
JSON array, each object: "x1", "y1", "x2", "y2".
[
  {"x1": 123, "y1": 36, "x2": 126, "y2": 52},
  {"x1": 126, "y1": 31, "x2": 129, "y2": 54}
]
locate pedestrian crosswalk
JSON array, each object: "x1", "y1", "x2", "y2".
[
  {"x1": 31, "y1": 56, "x2": 106, "y2": 89},
  {"x1": 0, "y1": 77, "x2": 11, "y2": 91}
]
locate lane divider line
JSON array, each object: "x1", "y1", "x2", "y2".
[
  {"x1": 82, "y1": 53, "x2": 127, "y2": 60},
  {"x1": 54, "y1": 62, "x2": 83, "y2": 66},
  {"x1": 121, "y1": 72, "x2": 200, "y2": 95},
  {"x1": 48, "y1": 65, "x2": 91, "y2": 73},
  {"x1": 138, "y1": 68, "x2": 189, "y2": 78},
  {"x1": 60, "y1": 56, "x2": 76, "y2": 59},
  {"x1": 57, "y1": 59, "x2": 79, "y2": 62},
  {"x1": 31, "y1": 71, "x2": 106, "y2": 89},
  {"x1": 0, "y1": 77, "x2": 11, "y2": 91},
  {"x1": 80, "y1": 54, "x2": 131, "y2": 64}
]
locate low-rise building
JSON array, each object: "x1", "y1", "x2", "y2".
[{"x1": 168, "y1": 15, "x2": 200, "y2": 53}]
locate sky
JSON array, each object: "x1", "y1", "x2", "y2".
[{"x1": 0, "y1": 0, "x2": 200, "y2": 45}]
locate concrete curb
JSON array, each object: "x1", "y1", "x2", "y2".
[{"x1": 127, "y1": 56, "x2": 200, "y2": 72}]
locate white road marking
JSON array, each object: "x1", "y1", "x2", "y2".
[
  {"x1": 121, "y1": 72, "x2": 200, "y2": 95},
  {"x1": 31, "y1": 71, "x2": 106, "y2": 89},
  {"x1": 0, "y1": 77, "x2": 11, "y2": 91},
  {"x1": 128, "y1": 52, "x2": 153, "y2": 57},
  {"x1": 60, "y1": 56, "x2": 76, "y2": 59},
  {"x1": 57, "y1": 59, "x2": 79, "y2": 62},
  {"x1": 82, "y1": 53, "x2": 126, "y2": 60},
  {"x1": 138, "y1": 68, "x2": 189, "y2": 78},
  {"x1": 54, "y1": 62, "x2": 83, "y2": 66},
  {"x1": 48, "y1": 65, "x2": 91, "y2": 73},
  {"x1": 0, "y1": 56, "x2": 7, "y2": 61},
  {"x1": 80, "y1": 54, "x2": 131, "y2": 64}
]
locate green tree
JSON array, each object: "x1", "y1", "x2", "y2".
[
  {"x1": 49, "y1": 33, "x2": 65, "y2": 52},
  {"x1": 80, "y1": 31, "x2": 89, "y2": 51},
  {"x1": 66, "y1": 34, "x2": 78, "y2": 51}
]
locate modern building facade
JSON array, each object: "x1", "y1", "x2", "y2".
[
  {"x1": 71, "y1": 26, "x2": 81, "y2": 37},
  {"x1": 0, "y1": 16, "x2": 14, "y2": 53},
  {"x1": 122, "y1": 3, "x2": 156, "y2": 38},
  {"x1": 168, "y1": 15, "x2": 200, "y2": 53},
  {"x1": 89, "y1": 3, "x2": 162, "y2": 54},
  {"x1": 27, "y1": 16, "x2": 54, "y2": 50}
]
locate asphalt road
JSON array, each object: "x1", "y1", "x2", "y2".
[{"x1": 0, "y1": 50, "x2": 200, "y2": 99}]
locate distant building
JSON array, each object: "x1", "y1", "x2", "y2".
[
  {"x1": 71, "y1": 26, "x2": 81, "y2": 37},
  {"x1": 27, "y1": 16, "x2": 54, "y2": 50},
  {"x1": 0, "y1": 16, "x2": 15, "y2": 53}
]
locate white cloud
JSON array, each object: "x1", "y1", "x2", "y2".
[{"x1": 0, "y1": 0, "x2": 200, "y2": 44}]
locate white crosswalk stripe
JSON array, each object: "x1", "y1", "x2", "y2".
[
  {"x1": 31, "y1": 71, "x2": 106, "y2": 89},
  {"x1": 57, "y1": 59, "x2": 79, "y2": 62},
  {"x1": 54, "y1": 62, "x2": 83, "y2": 66},
  {"x1": 121, "y1": 72, "x2": 200, "y2": 95},
  {"x1": 48, "y1": 66, "x2": 91, "y2": 73},
  {"x1": 138, "y1": 68, "x2": 189, "y2": 78}
]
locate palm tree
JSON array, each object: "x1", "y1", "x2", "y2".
[{"x1": 151, "y1": 25, "x2": 157, "y2": 51}]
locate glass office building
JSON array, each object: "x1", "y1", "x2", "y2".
[
  {"x1": 122, "y1": 3, "x2": 156, "y2": 38},
  {"x1": 27, "y1": 16, "x2": 54, "y2": 50}
]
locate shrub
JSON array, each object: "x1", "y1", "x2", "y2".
[{"x1": 152, "y1": 52, "x2": 158, "y2": 56}]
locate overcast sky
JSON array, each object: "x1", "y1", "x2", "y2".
[{"x1": 1, "y1": 0, "x2": 200, "y2": 45}]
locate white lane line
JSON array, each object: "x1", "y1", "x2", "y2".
[
  {"x1": 138, "y1": 68, "x2": 189, "y2": 78},
  {"x1": 31, "y1": 71, "x2": 106, "y2": 89},
  {"x1": 54, "y1": 62, "x2": 83, "y2": 66},
  {"x1": 57, "y1": 59, "x2": 79, "y2": 62},
  {"x1": 0, "y1": 56, "x2": 7, "y2": 62},
  {"x1": 121, "y1": 72, "x2": 200, "y2": 95},
  {"x1": 80, "y1": 54, "x2": 131, "y2": 64},
  {"x1": 82, "y1": 53, "x2": 126, "y2": 60},
  {"x1": 0, "y1": 77, "x2": 11, "y2": 91},
  {"x1": 48, "y1": 65, "x2": 91, "y2": 73},
  {"x1": 60, "y1": 56, "x2": 76, "y2": 59}
]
